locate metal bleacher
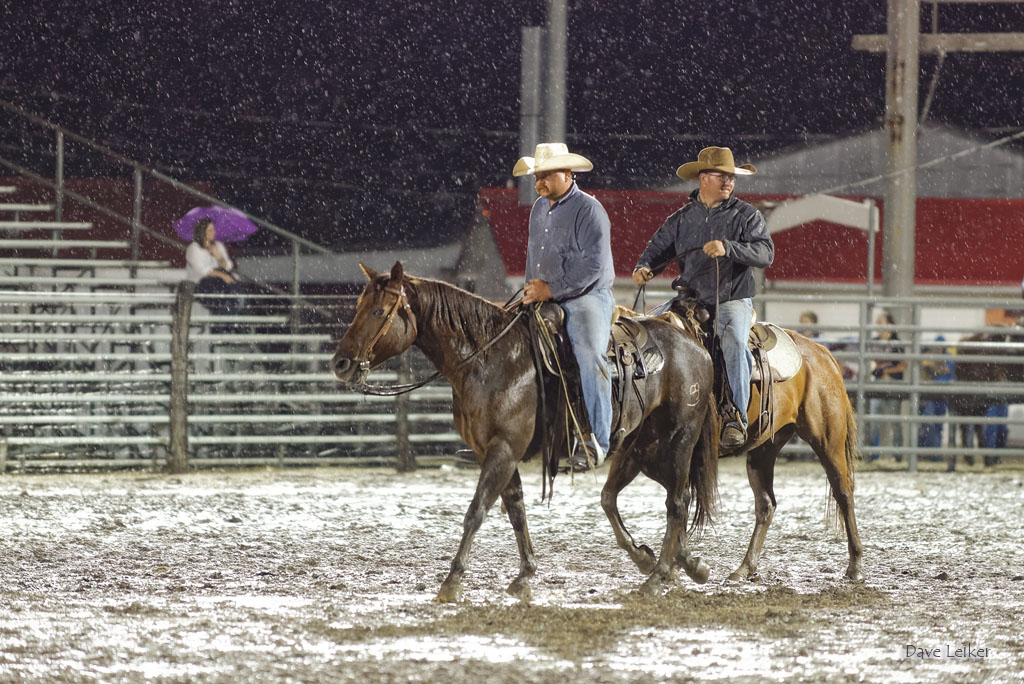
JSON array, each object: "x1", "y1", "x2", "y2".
[{"x1": 0, "y1": 166, "x2": 461, "y2": 471}]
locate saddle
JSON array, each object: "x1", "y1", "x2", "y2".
[
  {"x1": 748, "y1": 322, "x2": 802, "y2": 383},
  {"x1": 665, "y1": 290, "x2": 804, "y2": 446},
  {"x1": 532, "y1": 303, "x2": 665, "y2": 382},
  {"x1": 529, "y1": 302, "x2": 666, "y2": 455}
]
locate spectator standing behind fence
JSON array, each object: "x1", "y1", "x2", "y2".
[
  {"x1": 868, "y1": 310, "x2": 906, "y2": 458},
  {"x1": 798, "y1": 310, "x2": 819, "y2": 339},
  {"x1": 918, "y1": 335, "x2": 953, "y2": 452},
  {"x1": 185, "y1": 218, "x2": 244, "y2": 315}
]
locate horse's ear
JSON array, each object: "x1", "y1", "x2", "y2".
[
  {"x1": 389, "y1": 261, "x2": 404, "y2": 283},
  {"x1": 359, "y1": 263, "x2": 378, "y2": 282}
]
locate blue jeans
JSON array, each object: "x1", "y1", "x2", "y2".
[
  {"x1": 717, "y1": 298, "x2": 754, "y2": 428},
  {"x1": 561, "y1": 288, "x2": 615, "y2": 453},
  {"x1": 918, "y1": 399, "x2": 947, "y2": 449},
  {"x1": 983, "y1": 404, "x2": 1009, "y2": 449}
]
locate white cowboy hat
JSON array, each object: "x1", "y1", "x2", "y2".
[
  {"x1": 513, "y1": 142, "x2": 594, "y2": 177},
  {"x1": 676, "y1": 146, "x2": 757, "y2": 180}
]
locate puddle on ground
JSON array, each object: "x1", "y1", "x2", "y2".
[{"x1": 2, "y1": 459, "x2": 1022, "y2": 683}]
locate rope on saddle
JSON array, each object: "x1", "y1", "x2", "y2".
[
  {"x1": 528, "y1": 311, "x2": 553, "y2": 502},
  {"x1": 531, "y1": 303, "x2": 590, "y2": 492}
]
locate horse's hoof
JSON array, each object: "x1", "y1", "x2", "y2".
[
  {"x1": 846, "y1": 564, "x2": 865, "y2": 582},
  {"x1": 636, "y1": 557, "x2": 657, "y2": 575},
  {"x1": 639, "y1": 575, "x2": 663, "y2": 596},
  {"x1": 435, "y1": 582, "x2": 463, "y2": 603},
  {"x1": 683, "y1": 557, "x2": 710, "y2": 584},
  {"x1": 727, "y1": 566, "x2": 751, "y2": 582},
  {"x1": 633, "y1": 546, "x2": 657, "y2": 574},
  {"x1": 506, "y1": 578, "x2": 532, "y2": 602}
]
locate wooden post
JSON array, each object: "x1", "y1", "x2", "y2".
[
  {"x1": 395, "y1": 354, "x2": 416, "y2": 472},
  {"x1": 168, "y1": 281, "x2": 195, "y2": 473}
]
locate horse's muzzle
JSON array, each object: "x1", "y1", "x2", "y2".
[{"x1": 330, "y1": 354, "x2": 363, "y2": 384}]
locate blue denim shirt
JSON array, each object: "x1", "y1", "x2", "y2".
[{"x1": 525, "y1": 183, "x2": 615, "y2": 302}]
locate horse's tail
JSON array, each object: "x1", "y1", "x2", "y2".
[
  {"x1": 688, "y1": 402, "x2": 720, "y2": 537},
  {"x1": 844, "y1": 392, "x2": 861, "y2": 475}
]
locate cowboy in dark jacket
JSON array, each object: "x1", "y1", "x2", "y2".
[{"x1": 633, "y1": 147, "x2": 774, "y2": 448}]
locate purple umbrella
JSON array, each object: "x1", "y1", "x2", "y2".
[{"x1": 174, "y1": 206, "x2": 259, "y2": 243}]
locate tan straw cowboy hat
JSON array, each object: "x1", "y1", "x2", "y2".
[
  {"x1": 676, "y1": 146, "x2": 757, "y2": 180},
  {"x1": 513, "y1": 142, "x2": 594, "y2": 177}
]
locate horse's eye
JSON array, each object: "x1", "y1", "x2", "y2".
[{"x1": 373, "y1": 308, "x2": 385, "y2": 318}]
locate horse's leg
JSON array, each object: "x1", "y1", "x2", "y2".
[
  {"x1": 640, "y1": 427, "x2": 703, "y2": 596},
  {"x1": 436, "y1": 448, "x2": 518, "y2": 603},
  {"x1": 600, "y1": 450, "x2": 658, "y2": 574},
  {"x1": 729, "y1": 440, "x2": 781, "y2": 581},
  {"x1": 815, "y1": 456, "x2": 865, "y2": 581},
  {"x1": 800, "y1": 413, "x2": 865, "y2": 581},
  {"x1": 964, "y1": 423, "x2": 978, "y2": 466},
  {"x1": 499, "y1": 469, "x2": 537, "y2": 601}
]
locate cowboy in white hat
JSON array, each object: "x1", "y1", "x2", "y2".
[
  {"x1": 515, "y1": 142, "x2": 615, "y2": 471},
  {"x1": 632, "y1": 146, "x2": 774, "y2": 449}
]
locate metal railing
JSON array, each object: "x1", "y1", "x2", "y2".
[
  {"x1": 0, "y1": 282, "x2": 463, "y2": 472},
  {"x1": 638, "y1": 286, "x2": 1024, "y2": 470},
  {"x1": 2, "y1": 274, "x2": 1022, "y2": 471},
  {"x1": 764, "y1": 292, "x2": 1024, "y2": 470},
  {"x1": 0, "y1": 99, "x2": 337, "y2": 294}
]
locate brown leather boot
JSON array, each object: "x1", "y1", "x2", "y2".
[{"x1": 721, "y1": 422, "x2": 747, "y2": 448}]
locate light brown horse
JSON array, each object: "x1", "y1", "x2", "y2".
[
  {"x1": 727, "y1": 329, "x2": 865, "y2": 581},
  {"x1": 330, "y1": 262, "x2": 718, "y2": 601}
]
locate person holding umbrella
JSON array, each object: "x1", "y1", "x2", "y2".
[{"x1": 185, "y1": 218, "x2": 244, "y2": 315}]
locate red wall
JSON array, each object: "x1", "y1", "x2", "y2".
[{"x1": 479, "y1": 187, "x2": 1024, "y2": 287}]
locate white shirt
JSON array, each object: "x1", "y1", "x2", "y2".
[{"x1": 185, "y1": 241, "x2": 234, "y2": 283}]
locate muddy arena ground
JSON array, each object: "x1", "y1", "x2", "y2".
[{"x1": 1, "y1": 456, "x2": 1022, "y2": 683}]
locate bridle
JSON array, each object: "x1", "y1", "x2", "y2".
[
  {"x1": 352, "y1": 281, "x2": 418, "y2": 375},
  {"x1": 345, "y1": 281, "x2": 525, "y2": 397}
]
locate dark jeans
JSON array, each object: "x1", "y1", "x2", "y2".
[{"x1": 195, "y1": 276, "x2": 245, "y2": 315}]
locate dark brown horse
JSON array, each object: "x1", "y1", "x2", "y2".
[
  {"x1": 330, "y1": 262, "x2": 718, "y2": 601},
  {"x1": 724, "y1": 328, "x2": 865, "y2": 581},
  {"x1": 946, "y1": 327, "x2": 1024, "y2": 469}
]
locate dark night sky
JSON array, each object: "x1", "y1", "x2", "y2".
[{"x1": 1, "y1": 0, "x2": 1023, "y2": 251}]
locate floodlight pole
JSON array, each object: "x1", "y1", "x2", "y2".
[
  {"x1": 518, "y1": 27, "x2": 544, "y2": 206},
  {"x1": 518, "y1": 0, "x2": 569, "y2": 207},
  {"x1": 544, "y1": 0, "x2": 567, "y2": 145}
]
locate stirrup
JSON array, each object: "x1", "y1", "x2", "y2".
[{"x1": 569, "y1": 436, "x2": 606, "y2": 472}]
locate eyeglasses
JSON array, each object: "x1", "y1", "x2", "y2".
[{"x1": 702, "y1": 171, "x2": 736, "y2": 184}]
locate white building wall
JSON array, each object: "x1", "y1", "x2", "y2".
[{"x1": 665, "y1": 124, "x2": 1024, "y2": 200}]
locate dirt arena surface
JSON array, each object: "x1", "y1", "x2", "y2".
[{"x1": 1, "y1": 456, "x2": 1022, "y2": 683}]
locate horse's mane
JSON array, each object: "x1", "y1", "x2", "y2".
[{"x1": 408, "y1": 277, "x2": 528, "y2": 350}]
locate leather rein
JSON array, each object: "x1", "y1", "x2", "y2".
[{"x1": 350, "y1": 282, "x2": 524, "y2": 397}]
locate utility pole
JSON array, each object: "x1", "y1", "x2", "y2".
[
  {"x1": 852, "y1": 0, "x2": 1024, "y2": 298},
  {"x1": 882, "y1": 0, "x2": 919, "y2": 306}
]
